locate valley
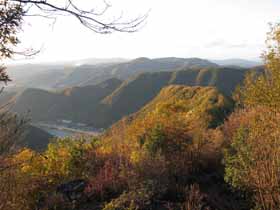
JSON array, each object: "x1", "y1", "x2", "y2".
[
  {"x1": 0, "y1": 57, "x2": 262, "y2": 149},
  {"x1": 3, "y1": 57, "x2": 262, "y2": 131}
]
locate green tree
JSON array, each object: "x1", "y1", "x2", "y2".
[
  {"x1": 224, "y1": 107, "x2": 280, "y2": 210},
  {"x1": 225, "y1": 23, "x2": 280, "y2": 210},
  {"x1": 0, "y1": 0, "x2": 22, "y2": 82},
  {"x1": 239, "y1": 23, "x2": 280, "y2": 109}
]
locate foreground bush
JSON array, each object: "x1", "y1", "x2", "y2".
[{"x1": 224, "y1": 107, "x2": 280, "y2": 210}]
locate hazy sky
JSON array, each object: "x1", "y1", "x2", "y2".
[{"x1": 14, "y1": 0, "x2": 280, "y2": 62}]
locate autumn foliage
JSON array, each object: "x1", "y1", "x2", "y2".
[{"x1": 1, "y1": 21, "x2": 280, "y2": 210}]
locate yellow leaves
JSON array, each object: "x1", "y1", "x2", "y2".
[
  {"x1": 7, "y1": 148, "x2": 48, "y2": 178},
  {"x1": 240, "y1": 24, "x2": 280, "y2": 110},
  {"x1": 130, "y1": 151, "x2": 141, "y2": 164},
  {"x1": 14, "y1": 149, "x2": 33, "y2": 173},
  {"x1": 13, "y1": 148, "x2": 34, "y2": 163},
  {"x1": 7, "y1": 138, "x2": 95, "y2": 181},
  {"x1": 101, "y1": 86, "x2": 228, "y2": 166},
  {"x1": 13, "y1": 149, "x2": 36, "y2": 173}
]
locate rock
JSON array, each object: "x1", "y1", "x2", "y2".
[{"x1": 56, "y1": 179, "x2": 88, "y2": 202}]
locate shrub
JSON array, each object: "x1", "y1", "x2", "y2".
[
  {"x1": 180, "y1": 184, "x2": 210, "y2": 210},
  {"x1": 102, "y1": 181, "x2": 162, "y2": 210},
  {"x1": 224, "y1": 107, "x2": 280, "y2": 210}
]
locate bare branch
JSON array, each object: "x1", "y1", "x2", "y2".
[{"x1": 9, "y1": 0, "x2": 149, "y2": 33}]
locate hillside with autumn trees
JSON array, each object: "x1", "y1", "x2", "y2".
[{"x1": 1, "y1": 84, "x2": 241, "y2": 210}]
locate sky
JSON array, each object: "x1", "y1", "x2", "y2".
[{"x1": 12, "y1": 0, "x2": 280, "y2": 63}]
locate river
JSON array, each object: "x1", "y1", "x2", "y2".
[
  {"x1": 43, "y1": 128, "x2": 76, "y2": 138},
  {"x1": 33, "y1": 123, "x2": 101, "y2": 138}
]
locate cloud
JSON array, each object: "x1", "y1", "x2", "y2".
[
  {"x1": 205, "y1": 39, "x2": 227, "y2": 48},
  {"x1": 228, "y1": 43, "x2": 249, "y2": 48},
  {"x1": 205, "y1": 39, "x2": 249, "y2": 49}
]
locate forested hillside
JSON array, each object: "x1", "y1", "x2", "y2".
[
  {"x1": 11, "y1": 66, "x2": 254, "y2": 128},
  {"x1": 11, "y1": 78, "x2": 123, "y2": 124},
  {"x1": 102, "y1": 67, "x2": 249, "y2": 125},
  {"x1": 1, "y1": 85, "x2": 243, "y2": 210}
]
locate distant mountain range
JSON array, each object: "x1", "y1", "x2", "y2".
[
  {"x1": 5, "y1": 57, "x2": 217, "y2": 90},
  {"x1": 10, "y1": 67, "x2": 259, "y2": 128},
  {"x1": 211, "y1": 58, "x2": 263, "y2": 68},
  {"x1": 5, "y1": 57, "x2": 262, "y2": 91}
]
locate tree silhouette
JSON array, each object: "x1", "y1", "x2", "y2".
[{"x1": 10, "y1": 0, "x2": 148, "y2": 34}]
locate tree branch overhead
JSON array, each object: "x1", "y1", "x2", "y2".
[{"x1": 9, "y1": 0, "x2": 149, "y2": 34}]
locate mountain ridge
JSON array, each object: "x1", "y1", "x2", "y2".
[{"x1": 11, "y1": 66, "x2": 253, "y2": 128}]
